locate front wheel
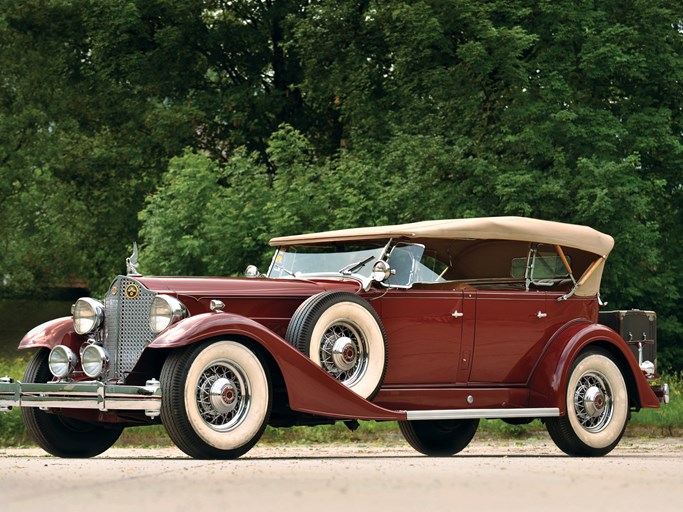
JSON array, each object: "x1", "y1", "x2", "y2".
[
  {"x1": 21, "y1": 349, "x2": 123, "y2": 458},
  {"x1": 399, "y1": 419, "x2": 479, "y2": 456},
  {"x1": 160, "y1": 340, "x2": 272, "y2": 459},
  {"x1": 546, "y1": 349, "x2": 629, "y2": 457}
]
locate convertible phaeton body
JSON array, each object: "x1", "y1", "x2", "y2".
[{"x1": 0, "y1": 217, "x2": 668, "y2": 458}]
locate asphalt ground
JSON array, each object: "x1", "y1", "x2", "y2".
[{"x1": 1, "y1": 438, "x2": 681, "y2": 512}]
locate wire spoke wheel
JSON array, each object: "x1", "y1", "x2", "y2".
[
  {"x1": 546, "y1": 349, "x2": 628, "y2": 457},
  {"x1": 161, "y1": 340, "x2": 271, "y2": 459},
  {"x1": 286, "y1": 291, "x2": 387, "y2": 399},
  {"x1": 319, "y1": 320, "x2": 369, "y2": 386},
  {"x1": 572, "y1": 371, "x2": 613, "y2": 433},
  {"x1": 195, "y1": 361, "x2": 250, "y2": 431}
]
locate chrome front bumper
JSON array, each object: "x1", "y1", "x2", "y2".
[{"x1": 0, "y1": 377, "x2": 161, "y2": 418}]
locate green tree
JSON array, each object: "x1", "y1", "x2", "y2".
[{"x1": 1, "y1": 0, "x2": 682, "y2": 367}]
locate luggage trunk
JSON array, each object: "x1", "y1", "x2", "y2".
[{"x1": 599, "y1": 310, "x2": 657, "y2": 370}]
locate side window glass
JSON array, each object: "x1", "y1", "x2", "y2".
[
  {"x1": 386, "y1": 244, "x2": 425, "y2": 287},
  {"x1": 415, "y1": 252, "x2": 448, "y2": 283},
  {"x1": 511, "y1": 255, "x2": 571, "y2": 279}
]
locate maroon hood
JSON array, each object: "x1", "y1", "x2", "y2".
[{"x1": 136, "y1": 275, "x2": 360, "y2": 300}]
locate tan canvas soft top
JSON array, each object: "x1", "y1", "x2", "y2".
[{"x1": 269, "y1": 216, "x2": 614, "y2": 257}]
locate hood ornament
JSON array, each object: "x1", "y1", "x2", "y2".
[{"x1": 126, "y1": 242, "x2": 141, "y2": 276}]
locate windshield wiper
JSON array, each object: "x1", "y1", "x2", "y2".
[
  {"x1": 273, "y1": 263, "x2": 296, "y2": 277},
  {"x1": 338, "y1": 256, "x2": 375, "y2": 275}
]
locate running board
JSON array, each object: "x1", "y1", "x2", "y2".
[{"x1": 406, "y1": 407, "x2": 560, "y2": 421}]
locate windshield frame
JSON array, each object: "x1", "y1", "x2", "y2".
[
  {"x1": 266, "y1": 240, "x2": 445, "y2": 289},
  {"x1": 266, "y1": 242, "x2": 389, "y2": 280}
]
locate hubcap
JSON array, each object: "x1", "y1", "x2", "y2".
[
  {"x1": 319, "y1": 321, "x2": 368, "y2": 386},
  {"x1": 331, "y1": 337, "x2": 358, "y2": 371},
  {"x1": 196, "y1": 361, "x2": 251, "y2": 432},
  {"x1": 209, "y1": 377, "x2": 238, "y2": 414},
  {"x1": 583, "y1": 386, "x2": 605, "y2": 417},
  {"x1": 573, "y1": 371, "x2": 613, "y2": 433}
]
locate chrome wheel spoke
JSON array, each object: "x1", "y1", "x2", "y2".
[
  {"x1": 573, "y1": 370, "x2": 614, "y2": 433},
  {"x1": 319, "y1": 320, "x2": 368, "y2": 387},
  {"x1": 195, "y1": 361, "x2": 250, "y2": 432}
]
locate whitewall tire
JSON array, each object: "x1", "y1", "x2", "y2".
[
  {"x1": 286, "y1": 291, "x2": 387, "y2": 399},
  {"x1": 161, "y1": 340, "x2": 272, "y2": 459},
  {"x1": 546, "y1": 349, "x2": 629, "y2": 456}
]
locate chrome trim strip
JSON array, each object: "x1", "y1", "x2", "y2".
[
  {"x1": 0, "y1": 380, "x2": 161, "y2": 417},
  {"x1": 405, "y1": 407, "x2": 560, "y2": 420}
]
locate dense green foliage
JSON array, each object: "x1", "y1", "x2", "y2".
[{"x1": 1, "y1": 1, "x2": 682, "y2": 367}]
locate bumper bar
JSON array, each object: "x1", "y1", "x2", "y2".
[
  {"x1": 651, "y1": 383, "x2": 670, "y2": 404},
  {"x1": 0, "y1": 377, "x2": 161, "y2": 418}
]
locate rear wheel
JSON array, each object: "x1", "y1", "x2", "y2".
[
  {"x1": 161, "y1": 340, "x2": 272, "y2": 459},
  {"x1": 399, "y1": 419, "x2": 479, "y2": 456},
  {"x1": 21, "y1": 349, "x2": 123, "y2": 458},
  {"x1": 546, "y1": 349, "x2": 628, "y2": 457}
]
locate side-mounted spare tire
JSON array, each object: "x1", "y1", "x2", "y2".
[{"x1": 286, "y1": 291, "x2": 388, "y2": 400}]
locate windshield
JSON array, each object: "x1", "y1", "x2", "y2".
[
  {"x1": 267, "y1": 243, "x2": 447, "y2": 287},
  {"x1": 267, "y1": 245, "x2": 385, "y2": 278}
]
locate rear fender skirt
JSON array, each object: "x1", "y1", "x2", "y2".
[
  {"x1": 17, "y1": 317, "x2": 83, "y2": 352},
  {"x1": 528, "y1": 323, "x2": 659, "y2": 412},
  {"x1": 147, "y1": 312, "x2": 405, "y2": 421}
]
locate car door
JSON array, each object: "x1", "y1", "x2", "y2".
[
  {"x1": 376, "y1": 287, "x2": 465, "y2": 386},
  {"x1": 468, "y1": 289, "x2": 553, "y2": 385}
]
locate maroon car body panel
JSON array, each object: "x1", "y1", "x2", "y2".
[
  {"x1": 373, "y1": 289, "x2": 464, "y2": 386},
  {"x1": 146, "y1": 312, "x2": 405, "y2": 421},
  {"x1": 18, "y1": 317, "x2": 83, "y2": 352},
  {"x1": 16, "y1": 274, "x2": 659, "y2": 420},
  {"x1": 527, "y1": 322, "x2": 660, "y2": 411}
]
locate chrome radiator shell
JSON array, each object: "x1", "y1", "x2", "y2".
[{"x1": 103, "y1": 276, "x2": 156, "y2": 381}]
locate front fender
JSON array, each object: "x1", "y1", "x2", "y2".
[
  {"x1": 147, "y1": 312, "x2": 404, "y2": 421},
  {"x1": 18, "y1": 317, "x2": 84, "y2": 352},
  {"x1": 528, "y1": 322, "x2": 659, "y2": 413}
]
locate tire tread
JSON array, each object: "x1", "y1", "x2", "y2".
[
  {"x1": 545, "y1": 348, "x2": 628, "y2": 457},
  {"x1": 399, "y1": 419, "x2": 479, "y2": 456},
  {"x1": 160, "y1": 340, "x2": 272, "y2": 459},
  {"x1": 21, "y1": 349, "x2": 122, "y2": 458}
]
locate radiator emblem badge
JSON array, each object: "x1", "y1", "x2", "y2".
[{"x1": 125, "y1": 284, "x2": 139, "y2": 299}]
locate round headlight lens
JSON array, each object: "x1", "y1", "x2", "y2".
[
  {"x1": 72, "y1": 298, "x2": 105, "y2": 335},
  {"x1": 150, "y1": 295, "x2": 187, "y2": 334},
  {"x1": 48, "y1": 345, "x2": 78, "y2": 378},
  {"x1": 81, "y1": 344, "x2": 109, "y2": 378}
]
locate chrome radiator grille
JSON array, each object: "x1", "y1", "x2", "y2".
[{"x1": 104, "y1": 276, "x2": 156, "y2": 381}]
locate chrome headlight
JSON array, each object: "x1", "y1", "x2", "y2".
[
  {"x1": 150, "y1": 295, "x2": 188, "y2": 333},
  {"x1": 72, "y1": 298, "x2": 105, "y2": 335},
  {"x1": 48, "y1": 345, "x2": 78, "y2": 378},
  {"x1": 80, "y1": 344, "x2": 109, "y2": 378}
]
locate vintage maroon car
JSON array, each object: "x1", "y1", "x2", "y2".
[{"x1": 0, "y1": 217, "x2": 669, "y2": 458}]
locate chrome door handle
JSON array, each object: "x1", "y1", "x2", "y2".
[
  {"x1": 452, "y1": 310, "x2": 464, "y2": 319},
  {"x1": 537, "y1": 311, "x2": 547, "y2": 319}
]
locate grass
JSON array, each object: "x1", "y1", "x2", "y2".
[{"x1": 1, "y1": 352, "x2": 681, "y2": 448}]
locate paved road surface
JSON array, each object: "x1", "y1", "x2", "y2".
[{"x1": 1, "y1": 438, "x2": 682, "y2": 511}]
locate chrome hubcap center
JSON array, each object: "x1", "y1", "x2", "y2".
[
  {"x1": 583, "y1": 386, "x2": 606, "y2": 417},
  {"x1": 331, "y1": 337, "x2": 358, "y2": 371},
  {"x1": 209, "y1": 377, "x2": 238, "y2": 414}
]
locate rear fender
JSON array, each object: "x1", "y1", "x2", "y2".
[
  {"x1": 528, "y1": 323, "x2": 659, "y2": 413},
  {"x1": 18, "y1": 317, "x2": 83, "y2": 353},
  {"x1": 146, "y1": 312, "x2": 404, "y2": 421}
]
